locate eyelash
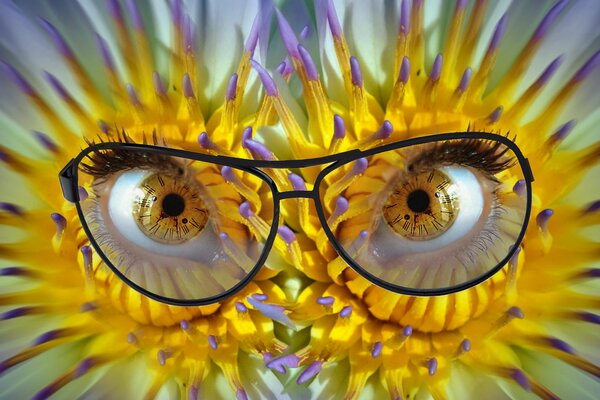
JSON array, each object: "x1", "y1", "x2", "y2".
[{"x1": 407, "y1": 137, "x2": 517, "y2": 177}]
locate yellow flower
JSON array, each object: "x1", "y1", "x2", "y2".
[
  {"x1": 256, "y1": 0, "x2": 600, "y2": 398},
  {"x1": 0, "y1": 1, "x2": 290, "y2": 398}
]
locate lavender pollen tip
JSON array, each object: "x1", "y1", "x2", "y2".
[
  {"x1": 352, "y1": 158, "x2": 368, "y2": 175},
  {"x1": 226, "y1": 73, "x2": 238, "y2": 101},
  {"x1": 512, "y1": 179, "x2": 526, "y2": 196},
  {"x1": 239, "y1": 202, "x2": 254, "y2": 218},
  {"x1": 183, "y1": 73, "x2": 195, "y2": 98},
  {"x1": 316, "y1": 296, "x2": 335, "y2": 306},
  {"x1": 298, "y1": 44, "x2": 318, "y2": 81},
  {"x1": 371, "y1": 341, "x2": 383, "y2": 358},
  {"x1": 208, "y1": 335, "x2": 218, "y2": 350},
  {"x1": 0, "y1": 202, "x2": 23, "y2": 216},
  {"x1": 549, "y1": 120, "x2": 576, "y2": 143},
  {"x1": 333, "y1": 114, "x2": 346, "y2": 139},
  {"x1": 584, "y1": 199, "x2": 600, "y2": 213},
  {"x1": 350, "y1": 56, "x2": 363, "y2": 87},
  {"x1": 180, "y1": 319, "x2": 190, "y2": 330},
  {"x1": 399, "y1": 56, "x2": 410, "y2": 84},
  {"x1": 490, "y1": 14, "x2": 508, "y2": 51},
  {"x1": 403, "y1": 325, "x2": 413, "y2": 336},
  {"x1": 461, "y1": 338, "x2": 471, "y2": 352},
  {"x1": 278, "y1": 225, "x2": 297, "y2": 244},
  {"x1": 511, "y1": 369, "x2": 531, "y2": 391},
  {"x1": 428, "y1": 358, "x2": 438, "y2": 376},
  {"x1": 288, "y1": 173, "x2": 307, "y2": 191},
  {"x1": 458, "y1": 67, "x2": 472, "y2": 92},
  {"x1": 251, "y1": 60, "x2": 278, "y2": 96},
  {"x1": 327, "y1": 0, "x2": 343, "y2": 38},
  {"x1": 430, "y1": 54, "x2": 443, "y2": 82},
  {"x1": 50, "y1": 213, "x2": 67, "y2": 232},
  {"x1": 235, "y1": 302, "x2": 248, "y2": 313},
  {"x1": 399, "y1": 0, "x2": 411, "y2": 33},
  {"x1": 340, "y1": 305, "x2": 353, "y2": 318},
  {"x1": 508, "y1": 306, "x2": 525, "y2": 319},
  {"x1": 275, "y1": 9, "x2": 300, "y2": 58},
  {"x1": 297, "y1": 361, "x2": 323, "y2": 385},
  {"x1": 536, "y1": 209, "x2": 554, "y2": 232}
]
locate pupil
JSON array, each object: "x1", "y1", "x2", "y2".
[
  {"x1": 162, "y1": 193, "x2": 185, "y2": 217},
  {"x1": 407, "y1": 189, "x2": 430, "y2": 213}
]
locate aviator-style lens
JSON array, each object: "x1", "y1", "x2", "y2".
[
  {"x1": 76, "y1": 148, "x2": 275, "y2": 303},
  {"x1": 319, "y1": 137, "x2": 528, "y2": 292}
]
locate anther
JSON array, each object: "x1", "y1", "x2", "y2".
[
  {"x1": 244, "y1": 139, "x2": 276, "y2": 160},
  {"x1": 78, "y1": 186, "x2": 88, "y2": 201},
  {"x1": 297, "y1": 361, "x2": 323, "y2": 385},
  {"x1": 251, "y1": 60, "x2": 278, "y2": 96},
  {"x1": 487, "y1": 106, "x2": 503, "y2": 123},
  {"x1": 288, "y1": 173, "x2": 307, "y2": 191},
  {"x1": 35, "y1": 131, "x2": 59, "y2": 153},
  {"x1": 298, "y1": 45, "x2": 318, "y2": 81},
  {"x1": 126, "y1": 84, "x2": 142, "y2": 107},
  {"x1": 208, "y1": 335, "x2": 218, "y2": 350},
  {"x1": 241, "y1": 127, "x2": 253, "y2": 147},
  {"x1": 371, "y1": 342, "x2": 383, "y2": 358},
  {"x1": 429, "y1": 54, "x2": 443, "y2": 82},
  {"x1": 427, "y1": 358, "x2": 438, "y2": 376},
  {"x1": 536, "y1": 209, "x2": 554, "y2": 233},
  {"x1": 50, "y1": 213, "x2": 66, "y2": 237},
  {"x1": 235, "y1": 302, "x2": 248, "y2": 313},
  {"x1": 239, "y1": 201, "x2": 254, "y2": 218},
  {"x1": 457, "y1": 67, "x2": 472, "y2": 93},
  {"x1": 350, "y1": 56, "x2": 363, "y2": 86},
  {"x1": 183, "y1": 73, "x2": 195, "y2": 98},
  {"x1": 278, "y1": 226, "x2": 297, "y2": 244},
  {"x1": 399, "y1": 56, "x2": 410, "y2": 84},
  {"x1": 0, "y1": 202, "x2": 23, "y2": 216},
  {"x1": 548, "y1": 120, "x2": 576, "y2": 147},
  {"x1": 226, "y1": 73, "x2": 238, "y2": 101},
  {"x1": 275, "y1": 10, "x2": 301, "y2": 59},
  {"x1": 157, "y1": 349, "x2": 170, "y2": 366},
  {"x1": 153, "y1": 71, "x2": 167, "y2": 96},
  {"x1": 512, "y1": 180, "x2": 526, "y2": 196},
  {"x1": 340, "y1": 305, "x2": 353, "y2": 318},
  {"x1": 316, "y1": 296, "x2": 335, "y2": 306},
  {"x1": 460, "y1": 338, "x2": 471, "y2": 353}
]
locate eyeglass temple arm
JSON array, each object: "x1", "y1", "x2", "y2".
[{"x1": 59, "y1": 158, "x2": 80, "y2": 202}]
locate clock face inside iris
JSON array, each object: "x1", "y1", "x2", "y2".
[
  {"x1": 383, "y1": 169, "x2": 459, "y2": 241},
  {"x1": 131, "y1": 173, "x2": 209, "y2": 244}
]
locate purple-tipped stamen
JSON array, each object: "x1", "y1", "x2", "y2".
[
  {"x1": 509, "y1": 245, "x2": 521, "y2": 266},
  {"x1": 1, "y1": 62, "x2": 35, "y2": 95},
  {"x1": 333, "y1": 114, "x2": 346, "y2": 139},
  {"x1": 333, "y1": 196, "x2": 349, "y2": 217},
  {"x1": 532, "y1": 0, "x2": 568, "y2": 41},
  {"x1": 456, "y1": 0, "x2": 468, "y2": 10},
  {"x1": 126, "y1": 0, "x2": 144, "y2": 30},
  {"x1": 547, "y1": 337, "x2": 574, "y2": 354},
  {"x1": 461, "y1": 338, "x2": 471, "y2": 352},
  {"x1": 297, "y1": 361, "x2": 323, "y2": 385},
  {"x1": 403, "y1": 325, "x2": 413, "y2": 336},
  {"x1": 239, "y1": 202, "x2": 254, "y2": 219},
  {"x1": 74, "y1": 357, "x2": 94, "y2": 377},
  {"x1": 199, "y1": 131, "x2": 217, "y2": 149},
  {"x1": 98, "y1": 120, "x2": 110, "y2": 133},
  {"x1": 251, "y1": 293, "x2": 268, "y2": 301},
  {"x1": 536, "y1": 209, "x2": 554, "y2": 232},
  {"x1": 80, "y1": 302, "x2": 96, "y2": 312},
  {"x1": 326, "y1": 0, "x2": 342, "y2": 38},
  {"x1": 127, "y1": 332, "x2": 137, "y2": 344},
  {"x1": 298, "y1": 44, "x2": 318, "y2": 81},
  {"x1": 33, "y1": 329, "x2": 64, "y2": 345},
  {"x1": 512, "y1": 179, "x2": 526, "y2": 197},
  {"x1": 245, "y1": 139, "x2": 275, "y2": 160},
  {"x1": 508, "y1": 306, "x2": 525, "y2": 319},
  {"x1": 39, "y1": 18, "x2": 73, "y2": 58},
  {"x1": 235, "y1": 302, "x2": 248, "y2": 313},
  {"x1": 78, "y1": 186, "x2": 88, "y2": 201},
  {"x1": 180, "y1": 320, "x2": 190, "y2": 330},
  {"x1": 511, "y1": 369, "x2": 531, "y2": 391},
  {"x1": 251, "y1": 60, "x2": 278, "y2": 96},
  {"x1": 241, "y1": 127, "x2": 252, "y2": 146},
  {"x1": 351, "y1": 158, "x2": 368, "y2": 175},
  {"x1": 266, "y1": 353, "x2": 301, "y2": 373},
  {"x1": 0, "y1": 267, "x2": 28, "y2": 277},
  {"x1": 51, "y1": 213, "x2": 67, "y2": 234},
  {"x1": 1, "y1": 307, "x2": 33, "y2": 320},
  {"x1": 300, "y1": 24, "x2": 311, "y2": 39},
  {"x1": 236, "y1": 388, "x2": 249, "y2": 400},
  {"x1": 584, "y1": 200, "x2": 600, "y2": 213},
  {"x1": 81, "y1": 245, "x2": 93, "y2": 272},
  {"x1": 157, "y1": 349, "x2": 168, "y2": 366},
  {"x1": 107, "y1": 0, "x2": 124, "y2": 21},
  {"x1": 278, "y1": 225, "x2": 297, "y2": 244},
  {"x1": 578, "y1": 312, "x2": 600, "y2": 325},
  {"x1": 246, "y1": 296, "x2": 294, "y2": 328},
  {"x1": 126, "y1": 84, "x2": 142, "y2": 107},
  {"x1": 288, "y1": 173, "x2": 307, "y2": 191},
  {"x1": 489, "y1": 14, "x2": 508, "y2": 51},
  {"x1": 427, "y1": 358, "x2": 438, "y2": 376},
  {"x1": 95, "y1": 34, "x2": 116, "y2": 71},
  {"x1": 220, "y1": 166, "x2": 236, "y2": 181},
  {"x1": 245, "y1": 14, "x2": 260, "y2": 53},
  {"x1": 350, "y1": 56, "x2": 363, "y2": 86},
  {"x1": 573, "y1": 48, "x2": 600, "y2": 83},
  {"x1": 153, "y1": 72, "x2": 167, "y2": 96},
  {"x1": 0, "y1": 202, "x2": 23, "y2": 216},
  {"x1": 226, "y1": 73, "x2": 238, "y2": 101},
  {"x1": 276, "y1": 57, "x2": 294, "y2": 77},
  {"x1": 340, "y1": 305, "x2": 353, "y2": 318},
  {"x1": 275, "y1": 10, "x2": 300, "y2": 58},
  {"x1": 399, "y1": 56, "x2": 410, "y2": 84},
  {"x1": 184, "y1": 16, "x2": 194, "y2": 53},
  {"x1": 457, "y1": 67, "x2": 472, "y2": 92},
  {"x1": 171, "y1": 0, "x2": 183, "y2": 27},
  {"x1": 44, "y1": 72, "x2": 70, "y2": 101},
  {"x1": 487, "y1": 106, "x2": 503, "y2": 123},
  {"x1": 188, "y1": 386, "x2": 199, "y2": 400},
  {"x1": 549, "y1": 120, "x2": 576, "y2": 144},
  {"x1": 371, "y1": 342, "x2": 383, "y2": 358},
  {"x1": 208, "y1": 335, "x2": 218, "y2": 350},
  {"x1": 316, "y1": 296, "x2": 335, "y2": 306},
  {"x1": 183, "y1": 73, "x2": 195, "y2": 98},
  {"x1": 399, "y1": 0, "x2": 411, "y2": 33},
  {"x1": 374, "y1": 120, "x2": 393, "y2": 140},
  {"x1": 535, "y1": 56, "x2": 563, "y2": 87},
  {"x1": 429, "y1": 54, "x2": 443, "y2": 82}
]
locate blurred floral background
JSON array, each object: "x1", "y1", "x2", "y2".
[{"x1": 0, "y1": 0, "x2": 599, "y2": 399}]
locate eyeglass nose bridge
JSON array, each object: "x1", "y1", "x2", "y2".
[{"x1": 276, "y1": 189, "x2": 316, "y2": 200}]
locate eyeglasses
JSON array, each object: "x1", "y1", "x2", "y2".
[{"x1": 59, "y1": 132, "x2": 534, "y2": 306}]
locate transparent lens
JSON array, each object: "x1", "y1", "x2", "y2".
[
  {"x1": 77, "y1": 148, "x2": 273, "y2": 301},
  {"x1": 319, "y1": 137, "x2": 528, "y2": 291}
]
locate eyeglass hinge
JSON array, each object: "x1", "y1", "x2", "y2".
[{"x1": 58, "y1": 159, "x2": 79, "y2": 202}]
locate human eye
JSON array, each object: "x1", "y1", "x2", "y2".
[
  {"x1": 319, "y1": 134, "x2": 531, "y2": 293},
  {"x1": 75, "y1": 137, "x2": 274, "y2": 304}
]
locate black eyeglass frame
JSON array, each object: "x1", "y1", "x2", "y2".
[{"x1": 59, "y1": 132, "x2": 534, "y2": 306}]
